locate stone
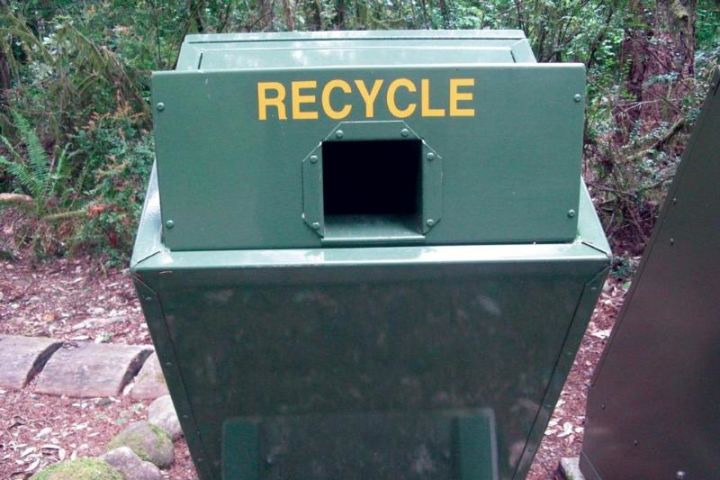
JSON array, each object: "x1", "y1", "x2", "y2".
[
  {"x1": 30, "y1": 458, "x2": 123, "y2": 480},
  {"x1": 0, "y1": 335, "x2": 63, "y2": 390},
  {"x1": 130, "y1": 352, "x2": 169, "y2": 400},
  {"x1": 107, "y1": 421, "x2": 174, "y2": 469},
  {"x1": 103, "y1": 447, "x2": 162, "y2": 480},
  {"x1": 35, "y1": 343, "x2": 152, "y2": 398},
  {"x1": 148, "y1": 395, "x2": 183, "y2": 440},
  {"x1": 559, "y1": 457, "x2": 586, "y2": 480}
]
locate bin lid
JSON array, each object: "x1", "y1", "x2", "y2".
[{"x1": 177, "y1": 30, "x2": 536, "y2": 71}]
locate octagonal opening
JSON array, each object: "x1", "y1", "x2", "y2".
[{"x1": 321, "y1": 139, "x2": 423, "y2": 242}]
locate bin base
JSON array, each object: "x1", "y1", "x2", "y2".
[{"x1": 222, "y1": 410, "x2": 498, "y2": 480}]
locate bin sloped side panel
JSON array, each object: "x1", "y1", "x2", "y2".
[{"x1": 581, "y1": 70, "x2": 720, "y2": 479}]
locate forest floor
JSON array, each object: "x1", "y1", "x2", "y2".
[{"x1": 0, "y1": 252, "x2": 629, "y2": 480}]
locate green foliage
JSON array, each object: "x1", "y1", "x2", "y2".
[{"x1": 0, "y1": 111, "x2": 70, "y2": 216}]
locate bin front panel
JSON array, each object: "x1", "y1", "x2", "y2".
[
  {"x1": 152, "y1": 64, "x2": 585, "y2": 250},
  {"x1": 138, "y1": 255, "x2": 604, "y2": 480}
]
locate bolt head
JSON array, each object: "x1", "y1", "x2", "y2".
[
  {"x1": 156, "y1": 102, "x2": 165, "y2": 111},
  {"x1": 335, "y1": 130, "x2": 344, "y2": 139},
  {"x1": 426, "y1": 218, "x2": 435, "y2": 227},
  {"x1": 567, "y1": 209, "x2": 576, "y2": 218},
  {"x1": 311, "y1": 222, "x2": 321, "y2": 230},
  {"x1": 573, "y1": 94, "x2": 583, "y2": 103},
  {"x1": 165, "y1": 219, "x2": 175, "y2": 229},
  {"x1": 426, "y1": 152, "x2": 436, "y2": 161},
  {"x1": 310, "y1": 155, "x2": 318, "y2": 163},
  {"x1": 400, "y1": 128, "x2": 410, "y2": 138},
  {"x1": 676, "y1": 471, "x2": 687, "y2": 480}
]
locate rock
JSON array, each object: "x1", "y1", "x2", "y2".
[
  {"x1": 103, "y1": 447, "x2": 162, "y2": 480},
  {"x1": 107, "y1": 421, "x2": 174, "y2": 469},
  {"x1": 130, "y1": 352, "x2": 169, "y2": 400},
  {"x1": 30, "y1": 458, "x2": 123, "y2": 480},
  {"x1": 148, "y1": 395, "x2": 183, "y2": 441},
  {"x1": 559, "y1": 457, "x2": 586, "y2": 480},
  {"x1": 0, "y1": 335, "x2": 63, "y2": 390},
  {"x1": 35, "y1": 343, "x2": 152, "y2": 398}
]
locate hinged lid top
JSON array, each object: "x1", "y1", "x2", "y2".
[{"x1": 177, "y1": 30, "x2": 536, "y2": 71}]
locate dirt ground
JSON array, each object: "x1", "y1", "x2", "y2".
[{"x1": 0, "y1": 255, "x2": 628, "y2": 480}]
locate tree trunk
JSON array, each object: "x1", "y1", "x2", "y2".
[
  {"x1": 334, "y1": 0, "x2": 346, "y2": 29},
  {"x1": 615, "y1": 0, "x2": 696, "y2": 142},
  {"x1": 257, "y1": 0, "x2": 275, "y2": 30}
]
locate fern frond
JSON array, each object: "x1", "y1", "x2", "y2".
[
  {"x1": 0, "y1": 154, "x2": 37, "y2": 196},
  {"x1": 9, "y1": 111, "x2": 50, "y2": 200}
]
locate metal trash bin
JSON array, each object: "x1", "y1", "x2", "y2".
[{"x1": 131, "y1": 30, "x2": 611, "y2": 480}]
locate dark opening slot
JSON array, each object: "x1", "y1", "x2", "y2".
[{"x1": 322, "y1": 140, "x2": 421, "y2": 217}]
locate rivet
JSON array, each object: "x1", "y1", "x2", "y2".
[
  {"x1": 672, "y1": 197, "x2": 678, "y2": 205},
  {"x1": 266, "y1": 455, "x2": 274, "y2": 465},
  {"x1": 426, "y1": 219, "x2": 435, "y2": 227},
  {"x1": 400, "y1": 128, "x2": 410, "y2": 138},
  {"x1": 573, "y1": 94, "x2": 583, "y2": 103},
  {"x1": 165, "y1": 219, "x2": 175, "y2": 229},
  {"x1": 567, "y1": 209, "x2": 576, "y2": 218},
  {"x1": 165, "y1": 362, "x2": 173, "y2": 367},
  {"x1": 311, "y1": 222, "x2": 321, "y2": 230},
  {"x1": 156, "y1": 102, "x2": 165, "y2": 111},
  {"x1": 182, "y1": 414, "x2": 189, "y2": 419},
  {"x1": 670, "y1": 238, "x2": 675, "y2": 246},
  {"x1": 633, "y1": 440, "x2": 639, "y2": 446},
  {"x1": 601, "y1": 403, "x2": 606, "y2": 410},
  {"x1": 426, "y1": 152, "x2": 436, "y2": 161},
  {"x1": 335, "y1": 130, "x2": 344, "y2": 139},
  {"x1": 144, "y1": 296, "x2": 152, "y2": 301},
  {"x1": 676, "y1": 470, "x2": 687, "y2": 479},
  {"x1": 310, "y1": 155, "x2": 318, "y2": 164}
]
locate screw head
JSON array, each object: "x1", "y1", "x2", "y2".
[
  {"x1": 426, "y1": 152, "x2": 436, "y2": 161},
  {"x1": 310, "y1": 155, "x2": 318, "y2": 164},
  {"x1": 156, "y1": 102, "x2": 165, "y2": 111},
  {"x1": 567, "y1": 209, "x2": 576, "y2": 218},
  {"x1": 335, "y1": 130, "x2": 344, "y2": 139},
  {"x1": 426, "y1": 218, "x2": 435, "y2": 227},
  {"x1": 165, "y1": 219, "x2": 175, "y2": 229},
  {"x1": 573, "y1": 94, "x2": 583, "y2": 103},
  {"x1": 400, "y1": 128, "x2": 410, "y2": 138},
  {"x1": 311, "y1": 222, "x2": 321, "y2": 230}
]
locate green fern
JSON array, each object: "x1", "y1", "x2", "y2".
[{"x1": 0, "y1": 112, "x2": 69, "y2": 216}]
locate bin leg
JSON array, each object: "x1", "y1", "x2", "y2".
[
  {"x1": 223, "y1": 419, "x2": 259, "y2": 480},
  {"x1": 453, "y1": 414, "x2": 498, "y2": 480}
]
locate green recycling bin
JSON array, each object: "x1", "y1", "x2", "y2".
[{"x1": 131, "y1": 30, "x2": 610, "y2": 480}]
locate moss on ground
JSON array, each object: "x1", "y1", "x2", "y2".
[{"x1": 30, "y1": 458, "x2": 123, "y2": 480}]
